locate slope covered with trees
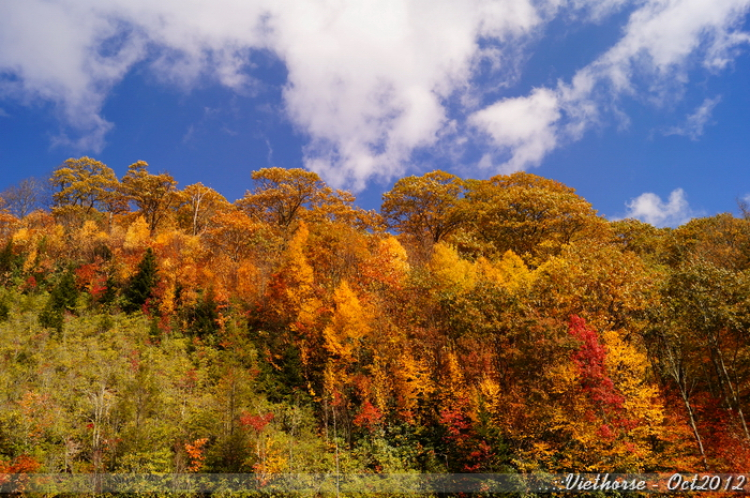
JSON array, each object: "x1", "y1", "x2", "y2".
[{"x1": 1, "y1": 158, "x2": 749, "y2": 485}]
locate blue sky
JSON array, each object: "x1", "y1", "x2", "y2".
[{"x1": 2, "y1": 0, "x2": 750, "y2": 227}]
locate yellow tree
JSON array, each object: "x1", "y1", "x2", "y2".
[
  {"x1": 465, "y1": 172, "x2": 606, "y2": 265},
  {"x1": 50, "y1": 157, "x2": 120, "y2": 220},
  {"x1": 238, "y1": 168, "x2": 326, "y2": 230},
  {"x1": 205, "y1": 209, "x2": 266, "y2": 263},
  {"x1": 524, "y1": 318, "x2": 667, "y2": 472},
  {"x1": 381, "y1": 170, "x2": 467, "y2": 249},
  {"x1": 174, "y1": 183, "x2": 230, "y2": 236},
  {"x1": 121, "y1": 161, "x2": 178, "y2": 233},
  {"x1": 532, "y1": 239, "x2": 655, "y2": 333},
  {"x1": 428, "y1": 242, "x2": 477, "y2": 296},
  {"x1": 237, "y1": 167, "x2": 379, "y2": 235},
  {"x1": 322, "y1": 279, "x2": 371, "y2": 364}
]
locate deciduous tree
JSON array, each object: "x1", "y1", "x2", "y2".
[
  {"x1": 381, "y1": 170, "x2": 467, "y2": 249},
  {"x1": 121, "y1": 161, "x2": 178, "y2": 233}
]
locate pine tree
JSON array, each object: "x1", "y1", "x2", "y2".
[
  {"x1": 39, "y1": 270, "x2": 78, "y2": 333},
  {"x1": 123, "y1": 248, "x2": 159, "y2": 313}
]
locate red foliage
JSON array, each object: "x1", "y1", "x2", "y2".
[
  {"x1": 597, "y1": 424, "x2": 615, "y2": 440},
  {"x1": 75, "y1": 263, "x2": 108, "y2": 299},
  {"x1": 698, "y1": 401, "x2": 750, "y2": 471},
  {"x1": 184, "y1": 438, "x2": 209, "y2": 472},
  {"x1": 439, "y1": 405, "x2": 472, "y2": 441},
  {"x1": 239, "y1": 412, "x2": 274, "y2": 433},
  {"x1": 128, "y1": 350, "x2": 140, "y2": 372},
  {"x1": 439, "y1": 401, "x2": 496, "y2": 472},
  {"x1": 568, "y1": 315, "x2": 625, "y2": 411},
  {"x1": 0, "y1": 454, "x2": 41, "y2": 492},
  {"x1": 22, "y1": 275, "x2": 37, "y2": 291},
  {"x1": 353, "y1": 400, "x2": 383, "y2": 431}
]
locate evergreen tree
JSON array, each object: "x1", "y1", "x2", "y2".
[
  {"x1": 189, "y1": 287, "x2": 219, "y2": 338},
  {"x1": 0, "y1": 239, "x2": 21, "y2": 282},
  {"x1": 123, "y1": 248, "x2": 159, "y2": 313},
  {"x1": 39, "y1": 270, "x2": 78, "y2": 333}
]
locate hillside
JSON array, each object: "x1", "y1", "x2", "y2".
[{"x1": 1, "y1": 158, "x2": 750, "y2": 490}]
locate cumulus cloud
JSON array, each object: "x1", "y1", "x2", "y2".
[
  {"x1": 621, "y1": 188, "x2": 700, "y2": 227},
  {"x1": 1, "y1": 0, "x2": 749, "y2": 187},
  {"x1": 664, "y1": 96, "x2": 722, "y2": 140},
  {"x1": 0, "y1": 0, "x2": 545, "y2": 185},
  {"x1": 469, "y1": 88, "x2": 561, "y2": 172}
]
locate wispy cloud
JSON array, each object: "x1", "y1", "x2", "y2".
[
  {"x1": 182, "y1": 124, "x2": 196, "y2": 145},
  {"x1": 470, "y1": 0, "x2": 750, "y2": 172},
  {"x1": 664, "y1": 96, "x2": 722, "y2": 140},
  {"x1": 620, "y1": 188, "x2": 701, "y2": 227}
]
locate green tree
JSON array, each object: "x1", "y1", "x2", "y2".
[
  {"x1": 123, "y1": 248, "x2": 159, "y2": 313},
  {"x1": 39, "y1": 270, "x2": 78, "y2": 332}
]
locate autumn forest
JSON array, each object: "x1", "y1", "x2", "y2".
[{"x1": 1, "y1": 157, "x2": 750, "y2": 488}]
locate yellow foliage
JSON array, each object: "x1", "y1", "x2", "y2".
[
  {"x1": 475, "y1": 376, "x2": 502, "y2": 415},
  {"x1": 45, "y1": 224, "x2": 67, "y2": 254},
  {"x1": 22, "y1": 247, "x2": 37, "y2": 273},
  {"x1": 323, "y1": 361, "x2": 347, "y2": 399},
  {"x1": 253, "y1": 439, "x2": 288, "y2": 476},
  {"x1": 236, "y1": 261, "x2": 259, "y2": 302},
  {"x1": 369, "y1": 355, "x2": 392, "y2": 414},
  {"x1": 78, "y1": 220, "x2": 99, "y2": 242},
  {"x1": 284, "y1": 222, "x2": 315, "y2": 304},
  {"x1": 281, "y1": 222, "x2": 324, "y2": 340},
  {"x1": 159, "y1": 281, "x2": 176, "y2": 317},
  {"x1": 476, "y1": 250, "x2": 534, "y2": 292},
  {"x1": 440, "y1": 350, "x2": 468, "y2": 403},
  {"x1": 523, "y1": 329, "x2": 666, "y2": 471},
  {"x1": 497, "y1": 249, "x2": 535, "y2": 289},
  {"x1": 124, "y1": 216, "x2": 151, "y2": 250},
  {"x1": 322, "y1": 279, "x2": 371, "y2": 363},
  {"x1": 12, "y1": 227, "x2": 30, "y2": 246},
  {"x1": 429, "y1": 242, "x2": 476, "y2": 293},
  {"x1": 603, "y1": 330, "x2": 665, "y2": 465},
  {"x1": 379, "y1": 235, "x2": 410, "y2": 281},
  {"x1": 297, "y1": 296, "x2": 323, "y2": 337},
  {"x1": 393, "y1": 348, "x2": 434, "y2": 415}
]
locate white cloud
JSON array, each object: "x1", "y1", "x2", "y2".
[
  {"x1": 0, "y1": 0, "x2": 545, "y2": 185},
  {"x1": 664, "y1": 96, "x2": 722, "y2": 140},
  {"x1": 469, "y1": 87, "x2": 561, "y2": 172},
  {"x1": 0, "y1": 0, "x2": 749, "y2": 187},
  {"x1": 621, "y1": 188, "x2": 700, "y2": 227},
  {"x1": 0, "y1": 1, "x2": 147, "y2": 151},
  {"x1": 471, "y1": 0, "x2": 750, "y2": 173},
  {"x1": 267, "y1": 0, "x2": 546, "y2": 189}
]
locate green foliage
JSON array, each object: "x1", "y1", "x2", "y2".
[
  {"x1": 187, "y1": 287, "x2": 219, "y2": 338},
  {"x1": 123, "y1": 248, "x2": 159, "y2": 313},
  {"x1": 0, "y1": 298, "x2": 9, "y2": 322},
  {"x1": 38, "y1": 270, "x2": 78, "y2": 333},
  {"x1": 0, "y1": 239, "x2": 23, "y2": 281}
]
